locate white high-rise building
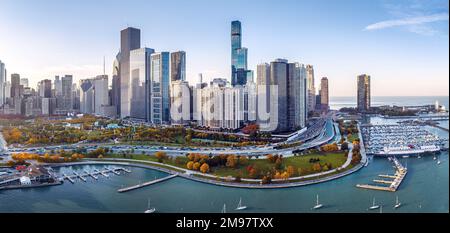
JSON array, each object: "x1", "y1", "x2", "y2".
[
  {"x1": 79, "y1": 75, "x2": 109, "y2": 115},
  {"x1": 92, "y1": 75, "x2": 109, "y2": 114},
  {"x1": 170, "y1": 80, "x2": 191, "y2": 125}
]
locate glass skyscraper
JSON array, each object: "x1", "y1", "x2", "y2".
[
  {"x1": 231, "y1": 20, "x2": 250, "y2": 86},
  {"x1": 150, "y1": 52, "x2": 170, "y2": 124},
  {"x1": 120, "y1": 27, "x2": 141, "y2": 118},
  {"x1": 129, "y1": 47, "x2": 155, "y2": 121}
]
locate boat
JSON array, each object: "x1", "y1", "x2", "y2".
[
  {"x1": 402, "y1": 155, "x2": 409, "y2": 158},
  {"x1": 313, "y1": 194, "x2": 323, "y2": 209},
  {"x1": 394, "y1": 196, "x2": 401, "y2": 209},
  {"x1": 144, "y1": 198, "x2": 156, "y2": 213},
  {"x1": 235, "y1": 197, "x2": 247, "y2": 210},
  {"x1": 369, "y1": 198, "x2": 380, "y2": 210},
  {"x1": 417, "y1": 155, "x2": 421, "y2": 159},
  {"x1": 221, "y1": 204, "x2": 226, "y2": 213},
  {"x1": 433, "y1": 156, "x2": 437, "y2": 160},
  {"x1": 437, "y1": 159, "x2": 441, "y2": 165}
]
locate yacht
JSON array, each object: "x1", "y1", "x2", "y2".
[
  {"x1": 313, "y1": 194, "x2": 323, "y2": 209},
  {"x1": 394, "y1": 196, "x2": 401, "y2": 209},
  {"x1": 437, "y1": 159, "x2": 441, "y2": 165},
  {"x1": 235, "y1": 198, "x2": 247, "y2": 210},
  {"x1": 369, "y1": 198, "x2": 380, "y2": 210},
  {"x1": 144, "y1": 198, "x2": 156, "y2": 213}
]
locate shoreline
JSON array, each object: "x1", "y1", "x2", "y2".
[{"x1": 46, "y1": 158, "x2": 365, "y2": 189}]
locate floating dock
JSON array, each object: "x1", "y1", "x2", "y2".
[
  {"x1": 117, "y1": 174, "x2": 178, "y2": 193},
  {"x1": 357, "y1": 157, "x2": 407, "y2": 192},
  {"x1": 61, "y1": 167, "x2": 128, "y2": 183}
]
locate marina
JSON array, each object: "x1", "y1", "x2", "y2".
[
  {"x1": 60, "y1": 166, "x2": 131, "y2": 183},
  {"x1": 361, "y1": 124, "x2": 447, "y2": 156}
]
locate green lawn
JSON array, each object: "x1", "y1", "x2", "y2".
[
  {"x1": 347, "y1": 134, "x2": 359, "y2": 143},
  {"x1": 102, "y1": 151, "x2": 348, "y2": 179},
  {"x1": 212, "y1": 152, "x2": 348, "y2": 178}
]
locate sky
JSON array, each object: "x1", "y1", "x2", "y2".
[{"x1": 0, "y1": 0, "x2": 448, "y2": 97}]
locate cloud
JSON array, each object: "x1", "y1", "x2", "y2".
[{"x1": 364, "y1": 13, "x2": 449, "y2": 31}]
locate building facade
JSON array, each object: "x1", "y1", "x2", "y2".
[
  {"x1": 357, "y1": 74, "x2": 371, "y2": 112},
  {"x1": 119, "y1": 27, "x2": 141, "y2": 118},
  {"x1": 129, "y1": 48, "x2": 154, "y2": 120},
  {"x1": 150, "y1": 52, "x2": 170, "y2": 124}
]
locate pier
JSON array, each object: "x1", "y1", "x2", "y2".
[
  {"x1": 117, "y1": 174, "x2": 178, "y2": 193},
  {"x1": 356, "y1": 157, "x2": 407, "y2": 192},
  {"x1": 61, "y1": 167, "x2": 129, "y2": 183}
]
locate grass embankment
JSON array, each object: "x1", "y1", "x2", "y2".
[
  {"x1": 103, "y1": 152, "x2": 348, "y2": 180},
  {"x1": 212, "y1": 153, "x2": 347, "y2": 178}
]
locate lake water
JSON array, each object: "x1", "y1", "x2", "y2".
[{"x1": 330, "y1": 96, "x2": 449, "y2": 110}]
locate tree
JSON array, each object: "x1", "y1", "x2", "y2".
[
  {"x1": 193, "y1": 162, "x2": 201, "y2": 170},
  {"x1": 226, "y1": 155, "x2": 237, "y2": 168},
  {"x1": 238, "y1": 156, "x2": 249, "y2": 166},
  {"x1": 341, "y1": 142, "x2": 349, "y2": 151},
  {"x1": 275, "y1": 158, "x2": 283, "y2": 169},
  {"x1": 200, "y1": 163, "x2": 210, "y2": 173},
  {"x1": 186, "y1": 161, "x2": 194, "y2": 170},
  {"x1": 155, "y1": 151, "x2": 167, "y2": 163},
  {"x1": 287, "y1": 166, "x2": 296, "y2": 177},
  {"x1": 98, "y1": 154, "x2": 104, "y2": 159},
  {"x1": 312, "y1": 163, "x2": 322, "y2": 172}
]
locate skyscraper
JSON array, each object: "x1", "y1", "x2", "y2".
[
  {"x1": 357, "y1": 74, "x2": 371, "y2": 112},
  {"x1": 270, "y1": 59, "x2": 289, "y2": 132},
  {"x1": 112, "y1": 53, "x2": 121, "y2": 116},
  {"x1": 38, "y1": 79, "x2": 52, "y2": 98},
  {"x1": 170, "y1": 51, "x2": 186, "y2": 82},
  {"x1": 0, "y1": 60, "x2": 5, "y2": 106},
  {"x1": 129, "y1": 47, "x2": 154, "y2": 120},
  {"x1": 61, "y1": 75, "x2": 73, "y2": 110},
  {"x1": 306, "y1": 65, "x2": 315, "y2": 114},
  {"x1": 320, "y1": 77, "x2": 329, "y2": 110},
  {"x1": 231, "y1": 20, "x2": 250, "y2": 86},
  {"x1": 10, "y1": 73, "x2": 21, "y2": 98},
  {"x1": 288, "y1": 63, "x2": 307, "y2": 129},
  {"x1": 150, "y1": 52, "x2": 170, "y2": 124},
  {"x1": 119, "y1": 27, "x2": 141, "y2": 118}
]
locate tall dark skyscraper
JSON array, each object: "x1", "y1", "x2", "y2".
[
  {"x1": 357, "y1": 74, "x2": 371, "y2": 112},
  {"x1": 231, "y1": 20, "x2": 249, "y2": 86},
  {"x1": 10, "y1": 73, "x2": 22, "y2": 98},
  {"x1": 119, "y1": 27, "x2": 141, "y2": 118},
  {"x1": 170, "y1": 51, "x2": 186, "y2": 82}
]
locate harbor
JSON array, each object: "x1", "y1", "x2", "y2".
[
  {"x1": 361, "y1": 124, "x2": 447, "y2": 156},
  {"x1": 59, "y1": 166, "x2": 131, "y2": 184}
]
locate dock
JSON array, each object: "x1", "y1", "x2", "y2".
[
  {"x1": 356, "y1": 157, "x2": 407, "y2": 192},
  {"x1": 117, "y1": 174, "x2": 178, "y2": 193},
  {"x1": 61, "y1": 167, "x2": 129, "y2": 183}
]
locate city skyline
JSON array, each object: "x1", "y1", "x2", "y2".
[{"x1": 0, "y1": 0, "x2": 449, "y2": 97}]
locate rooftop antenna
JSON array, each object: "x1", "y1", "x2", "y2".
[{"x1": 103, "y1": 56, "x2": 105, "y2": 76}]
